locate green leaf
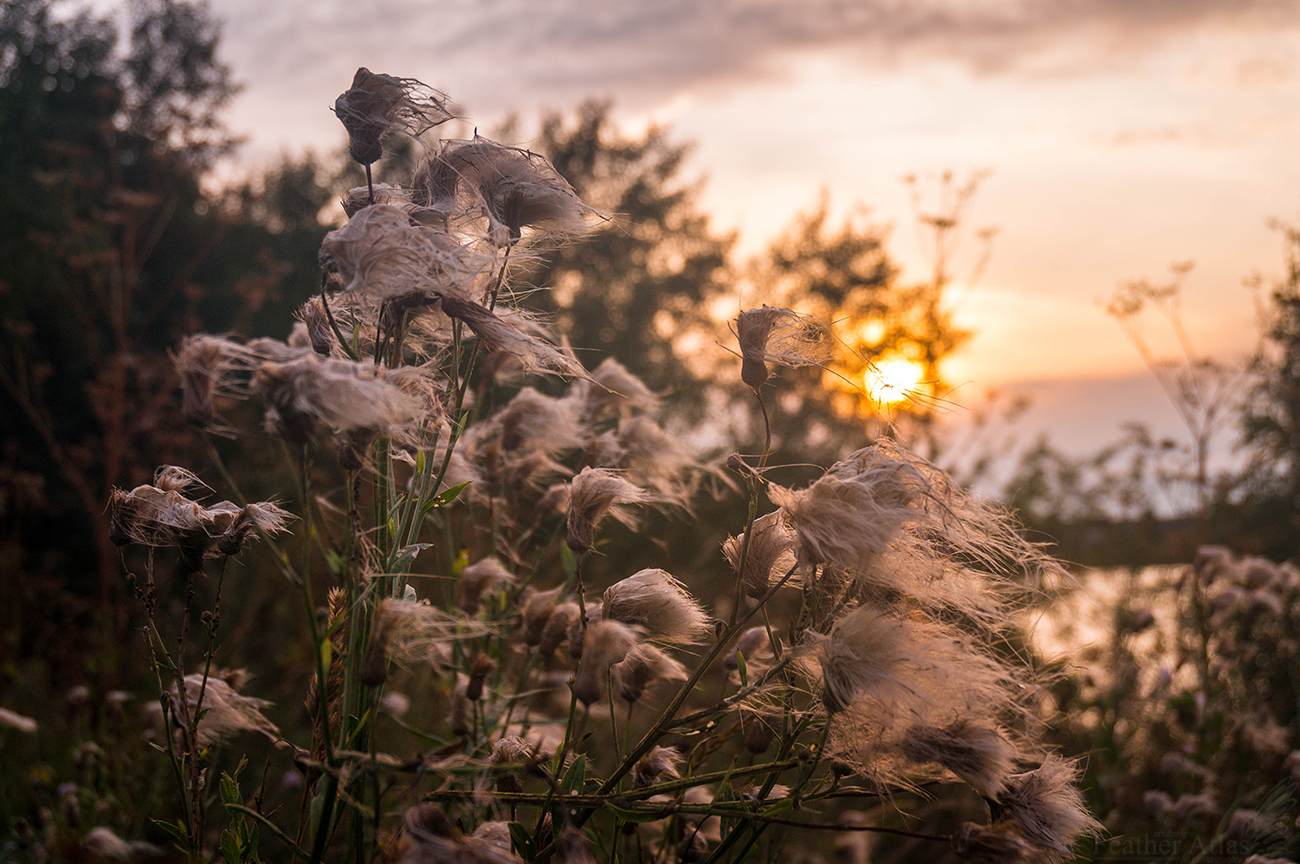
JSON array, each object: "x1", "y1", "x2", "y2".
[
  {"x1": 391, "y1": 543, "x2": 432, "y2": 573},
  {"x1": 423, "y1": 481, "x2": 470, "y2": 514},
  {"x1": 560, "y1": 754, "x2": 586, "y2": 795},
  {"x1": 154, "y1": 818, "x2": 189, "y2": 845},
  {"x1": 220, "y1": 772, "x2": 240, "y2": 807},
  {"x1": 508, "y1": 822, "x2": 534, "y2": 859},
  {"x1": 735, "y1": 647, "x2": 749, "y2": 688},
  {"x1": 220, "y1": 831, "x2": 242, "y2": 864},
  {"x1": 450, "y1": 547, "x2": 468, "y2": 579}
]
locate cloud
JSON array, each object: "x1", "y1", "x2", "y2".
[{"x1": 211, "y1": 0, "x2": 1300, "y2": 116}]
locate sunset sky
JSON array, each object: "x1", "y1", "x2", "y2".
[{"x1": 169, "y1": 0, "x2": 1300, "y2": 454}]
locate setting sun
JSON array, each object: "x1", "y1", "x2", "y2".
[{"x1": 866, "y1": 357, "x2": 926, "y2": 406}]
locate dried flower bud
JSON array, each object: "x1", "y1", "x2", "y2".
[
  {"x1": 466, "y1": 652, "x2": 496, "y2": 702},
  {"x1": 333, "y1": 68, "x2": 452, "y2": 166},
  {"x1": 735, "y1": 306, "x2": 833, "y2": 390}
]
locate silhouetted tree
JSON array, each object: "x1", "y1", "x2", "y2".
[
  {"x1": 1238, "y1": 217, "x2": 1300, "y2": 558},
  {"x1": 0, "y1": 0, "x2": 328, "y2": 670},
  {"x1": 509, "y1": 102, "x2": 736, "y2": 407}
]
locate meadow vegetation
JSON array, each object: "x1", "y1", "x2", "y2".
[{"x1": 3, "y1": 2, "x2": 1300, "y2": 863}]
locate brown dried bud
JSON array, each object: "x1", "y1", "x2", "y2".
[
  {"x1": 466, "y1": 652, "x2": 496, "y2": 702},
  {"x1": 334, "y1": 68, "x2": 405, "y2": 165}
]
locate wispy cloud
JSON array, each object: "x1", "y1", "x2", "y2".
[{"x1": 212, "y1": 0, "x2": 1300, "y2": 117}]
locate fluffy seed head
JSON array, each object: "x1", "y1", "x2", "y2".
[
  {"x1": 520, "y1": 586, "x2": 566, "y2": 646},
  {"x1": 565, "y1": 468, "x2": 653, "y2": 554},
  {"x1": 438, "y1": 294, "x2": 587, "y2": 379},
  {"x1": 994, "y1": 755, "x2": 1102, "y2": 855},
  {"x1": 361, "y1": 598, "x2": 469, "y2": 684},
  {"x1": 169, "y1": 671, "x2": 279, "y2": 749},
  {"x1": 333, "y1": 68, "x2": 453, "y2": 166},
  {"x1": 611, "y1": 642, "x2": 688, "y2": 703},
  {"x1": 539, "y1": 602, "x2": 582, "y2": 656},
  {"x1": 108, "y1": 467, "x2": 292, "y2": 557},
  {"x1": 899, "y1": 719, "x2": 1018, "y2": 798},
  {"x1": 573, "y1": 619, "x2": 640, "y2": 705},
  {"x1": 319, "y1": 204, "x2": 488, "y2": 300},
  {"x1": 724, "y1": 511, "x2": 799, "y2": 599},
  {"x1": 810, "y1": 605, "x2": 1024, "y2": 722},
  {"x1": 494, "y1": 387, "x2": 586, "y2": 456},
  {"x1": 632, "y1": 746, "x2": 683, "y2": 789},
  {"x1": 252, "y1": 354, "x2": 426, "y2": 447},
  {"x1": 601, "y1": 568, "x2": 711, "y2": 645},
  {"x1": 735, "y1": 306, "x2": 834, "y2": 390},
  {"x1": 571, "y1": 357, "x2": 659, "y2": 423},
  {"x1": 769, "y1": 441, "x2": 1060, "y2": 619},
  {"x1": 951, "y1": 822, "x2": 1034, "y2": 863},
  {"x1": 298, "y1": 296, "x2": 336, "y2": 356},
  {"x1": 460, "y1": 557, "x2": 515, "y2": 616},
  {"x1": 413, "y1": 137, "x2": 592, "y2": 247}
]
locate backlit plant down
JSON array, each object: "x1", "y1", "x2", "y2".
[{"x1": 107, "y1": 68, "x2": 1099, "y2": 863}]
